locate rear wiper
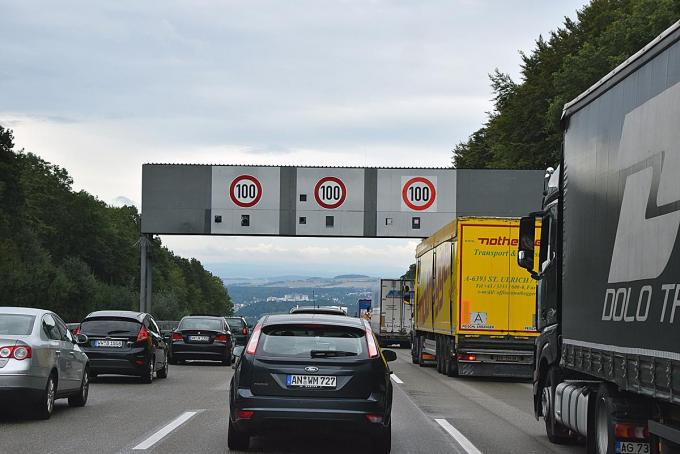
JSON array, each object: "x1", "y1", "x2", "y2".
[{"x1": 310, "y1": 350, "x2": 358, "y2": 358}]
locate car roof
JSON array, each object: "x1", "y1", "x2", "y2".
[
  {"x1": 0, "y1": 307, "x2": 50, "y2": 317},
  {"x1": 84, "y1": 310, "x2": 146, "y2": 322},
  {"x1": 181, "y1": 315, "x2": 224, "y2": 320},
  {"x1": 262, "y1": 314, "x2": 365, "y2": 329}
]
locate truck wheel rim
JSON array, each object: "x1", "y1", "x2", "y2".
[
  {"x1": 541, "y1": 386, "x2": 551, "y2": 420},
  {"x1": 597, "y1": 400, "x2": 608, "y2": 454}
]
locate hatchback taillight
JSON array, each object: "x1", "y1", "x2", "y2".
[
  {"x1": 73, "y1": 326, "x2": 81, "y2": 335},
  {"x1": 0, "y1": 345, "x2": 32, "y2": 360},
  {"x1": 215, "y1": 334, "x2": 228, "y2": 343},
  {"x1": 137, "y1": 326, "x2": 149, "y2": 343},
  {"x1": 171, "y1": 332, "x2": 183, "y2": 342},
  {"x1": 242, "y1": 327, "x2": 249, "y2": 336},
  {"x1": 362, "y1": 320, "x2": 379, "y2": 358},
  {"x1": 245, "y1": 323, "x2": 262, "y2": 355}
]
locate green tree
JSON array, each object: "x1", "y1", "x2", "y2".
[{"x1": 453, "y1": 0, "x2": 680, "y2": 169}]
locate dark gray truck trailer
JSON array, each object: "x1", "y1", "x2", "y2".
[{"x1": 517, "y1": 20, "x2": 680, "y2": 454}]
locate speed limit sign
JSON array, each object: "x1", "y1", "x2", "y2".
[
  {"x1": 314, "y1": 176, "x2": 346, "y2": 209},
  {"x1": 229, "y1": 175, "x2": 263, "y2": 208},
  {"x1": 401, "y1": 176, "x2": 437, "y2": 211}
]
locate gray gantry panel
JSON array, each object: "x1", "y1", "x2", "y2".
[{"x1": 141, "y1": 164, "x2": 544, "y2": 237}]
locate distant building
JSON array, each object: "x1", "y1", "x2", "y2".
[{"x1": 265, "y1": 294, "x2": 311, "y2": 303}]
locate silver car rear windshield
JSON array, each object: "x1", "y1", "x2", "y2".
[
  {"x1": 259, "y1": 324, "x2": 367, "y2": 358},
  {"x1": 179, "y1": 318, "x2": 223, "y2": 331},
  {"x1": 0, "y1": 314, "x2": 35, "y2": 335}
]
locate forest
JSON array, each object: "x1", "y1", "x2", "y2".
[
  {"x1": 0, "y1": 126, "x2": 232, "y2": 322},
  {"x1": 453, "y1": 0, "x2": 680, "y2": 169}
]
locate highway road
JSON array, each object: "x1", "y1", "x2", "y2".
[{"x1": 0, "y1": 349, "x2": 586, "y2": 454}]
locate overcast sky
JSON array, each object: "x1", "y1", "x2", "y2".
[{"x1": 1, "y1": 0, "x2": 587, "y2": 279}]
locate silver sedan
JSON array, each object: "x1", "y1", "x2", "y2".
[{"x1": 0, "y1": 307, "x2": 90, "y2": 419}]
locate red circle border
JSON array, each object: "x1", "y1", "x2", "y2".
[
  {"x1": 402, "y1": 177, "x2": 436, "y2": 211},
  {"x1": 314, "y1": 176, "x2": 347, "y2": 209},
  {"x1": 229, "y1": 175, "x2": 263, "y2": 208}
]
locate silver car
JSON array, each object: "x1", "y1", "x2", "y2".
[{"x1": 0, "y1": 307, "x2": 90, "y2": 419}]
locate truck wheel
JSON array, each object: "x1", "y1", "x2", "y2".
[
  {"x1": 411, "y1": 336, "x2": 419, "y2": 364},
  {"x1": 587, "y1": 385, "x2": 614, "y2": 454},
  {"x1": 445, "y1": 342, "x2": 459, "y2": 377},
  {"x1": 542, "y1": 367, "x2": 574, "y2": 444},
  {"x1": 418, "y1": 337, "x2": 427, "y2": 368}
]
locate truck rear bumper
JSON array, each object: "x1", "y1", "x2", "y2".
[{"x1": 458, "y1": 361, "x2": 533, "y2": 378}]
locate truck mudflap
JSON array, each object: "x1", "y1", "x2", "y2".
[{"x1": 456, "y1": 349, "x2": 534, "y2": 378}]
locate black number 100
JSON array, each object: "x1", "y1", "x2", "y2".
[
  {"x1": 408, "y1": 186, "x2": 430, "y2": 202},
  {"x1": 236, "y1": 183, "x2": 257, "y2": 199}
]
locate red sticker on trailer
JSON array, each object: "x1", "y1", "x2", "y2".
[
  {"x1": 314, "y1": 176, "x2": 347, "y2": 209},
  {"x1": 229, "y1": 175, "x2": 263, "y2": 208}
]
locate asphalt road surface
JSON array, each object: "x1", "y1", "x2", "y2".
[{"x1": 0, "y1": 349, "x2": 587, "y2": 454}]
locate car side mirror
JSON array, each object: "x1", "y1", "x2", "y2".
[
  {"x1": 382, "y1": 349, "x2": 397, "y2": 362},
  {"x1": 75, "y1": 334, "x2": 88, "y2": 345}
]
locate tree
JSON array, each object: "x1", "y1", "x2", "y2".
[{"x1": 453, "y1": 0, "x2": 680, "y2": 169}]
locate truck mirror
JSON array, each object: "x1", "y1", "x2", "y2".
[
  {"x1": 518, "y1": 216, "x2": 536, "y2": 273},
  {"x1": 403, "y1": 286, "x2": 411, "y2": 303}
]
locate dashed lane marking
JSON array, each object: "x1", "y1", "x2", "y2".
[
  {"x1": 132, "y1": 411, "x2": 198, "y2": 450},
  {"x1": 435, "y1": 418, "x2": 483, "y2": 454},
  {"x1": 390, "y1": 373, "x2": 404, "y2": 384}
]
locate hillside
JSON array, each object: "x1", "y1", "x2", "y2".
[{"x1": 0, "y1": 126, "x2": 232, "y2": 321}]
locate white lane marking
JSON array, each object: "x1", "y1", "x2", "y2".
[
  {"x1": 132, "y1": 411, "x2": 198, "y2": 450},
  {"x1": 435, "y1": 418, "x2": 483, "y2": 454},
  {"x1": 390, "y1": 373, "x2": 404, "y2": 384}
]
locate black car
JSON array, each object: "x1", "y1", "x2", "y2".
[
  {"x1": 224, "y1": 316, "x2": 250, "y2": 347},
  {"x1": 78, "y1": 311, "x2": 169, "y2": 383},
  {"x1": 169, "y1": 316, "x2": 233, "y2": 365},
  {"x1": 228, "y1": 314, "x2": 396, "y2": 453}
]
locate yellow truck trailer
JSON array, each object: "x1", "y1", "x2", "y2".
[{"x1": 411, "y1": 217, "x2": 540, "y2": 378}]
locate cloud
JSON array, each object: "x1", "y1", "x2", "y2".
[{"x1": 0, "y1": 0, "x2": 588, "y2": 277}]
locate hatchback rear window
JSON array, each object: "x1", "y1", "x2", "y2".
[
  {"x1": 225, "y1": 318, "x2": 245, "y2": 331},
  {"x1": 179, "y1": 318, "x2": 223, "y2": 331},
  {"x1": 81, "y1": 318, "x2": 141, "y2": 336},
  {"x1": 0, "y1": 314, "x2": 35, "y2": 335},
  {"x1": 259, "y1": 324, "x2": 367, "y2": 358}
]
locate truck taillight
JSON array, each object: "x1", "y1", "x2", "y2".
[
  {"x1": 0, "y1": 345, "x2": 32, "y2": 360},
  {"x1": 615, "y1": 423, "x2": 649, "y2": 439},
  {"x1": 136, "y1": 326, "x2": 149, "y2": 343},
  {"x1": 245, "y1": 323, "x2": 262, "y2": 355},
  {"x1": 457, "y1": 353, "x2": 477, "y2": 361}
]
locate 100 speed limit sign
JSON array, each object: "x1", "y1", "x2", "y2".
[
  {"x1": 401, "y1": 176, "x2": 437, "y2": 211},
  {"x1": 314, "y1": 176, "x2": 346, "y2": 209},
  {"x1": 229, "y1": 175, "x2": 263, "y2": 208}
]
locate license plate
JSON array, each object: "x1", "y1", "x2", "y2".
[
  {"x1": 189, "y1": 335, "x2": 209, "y2": 342},
  {"x1": 616, "y1": 441, "x2": 650, "y2": 453},
  {"x1": 287, "y1": 375, "x2": 337, "y2": 388},
  {"x1": 94, "y1": 340, "x2": 123, "y2": 348},
  {"x1": 495, "y1": 355, "x2": 521, "y2": 362}
]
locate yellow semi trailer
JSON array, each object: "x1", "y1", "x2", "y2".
[{"x1": 411, "y1": 217, "x2": 540, "y2": 378}]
